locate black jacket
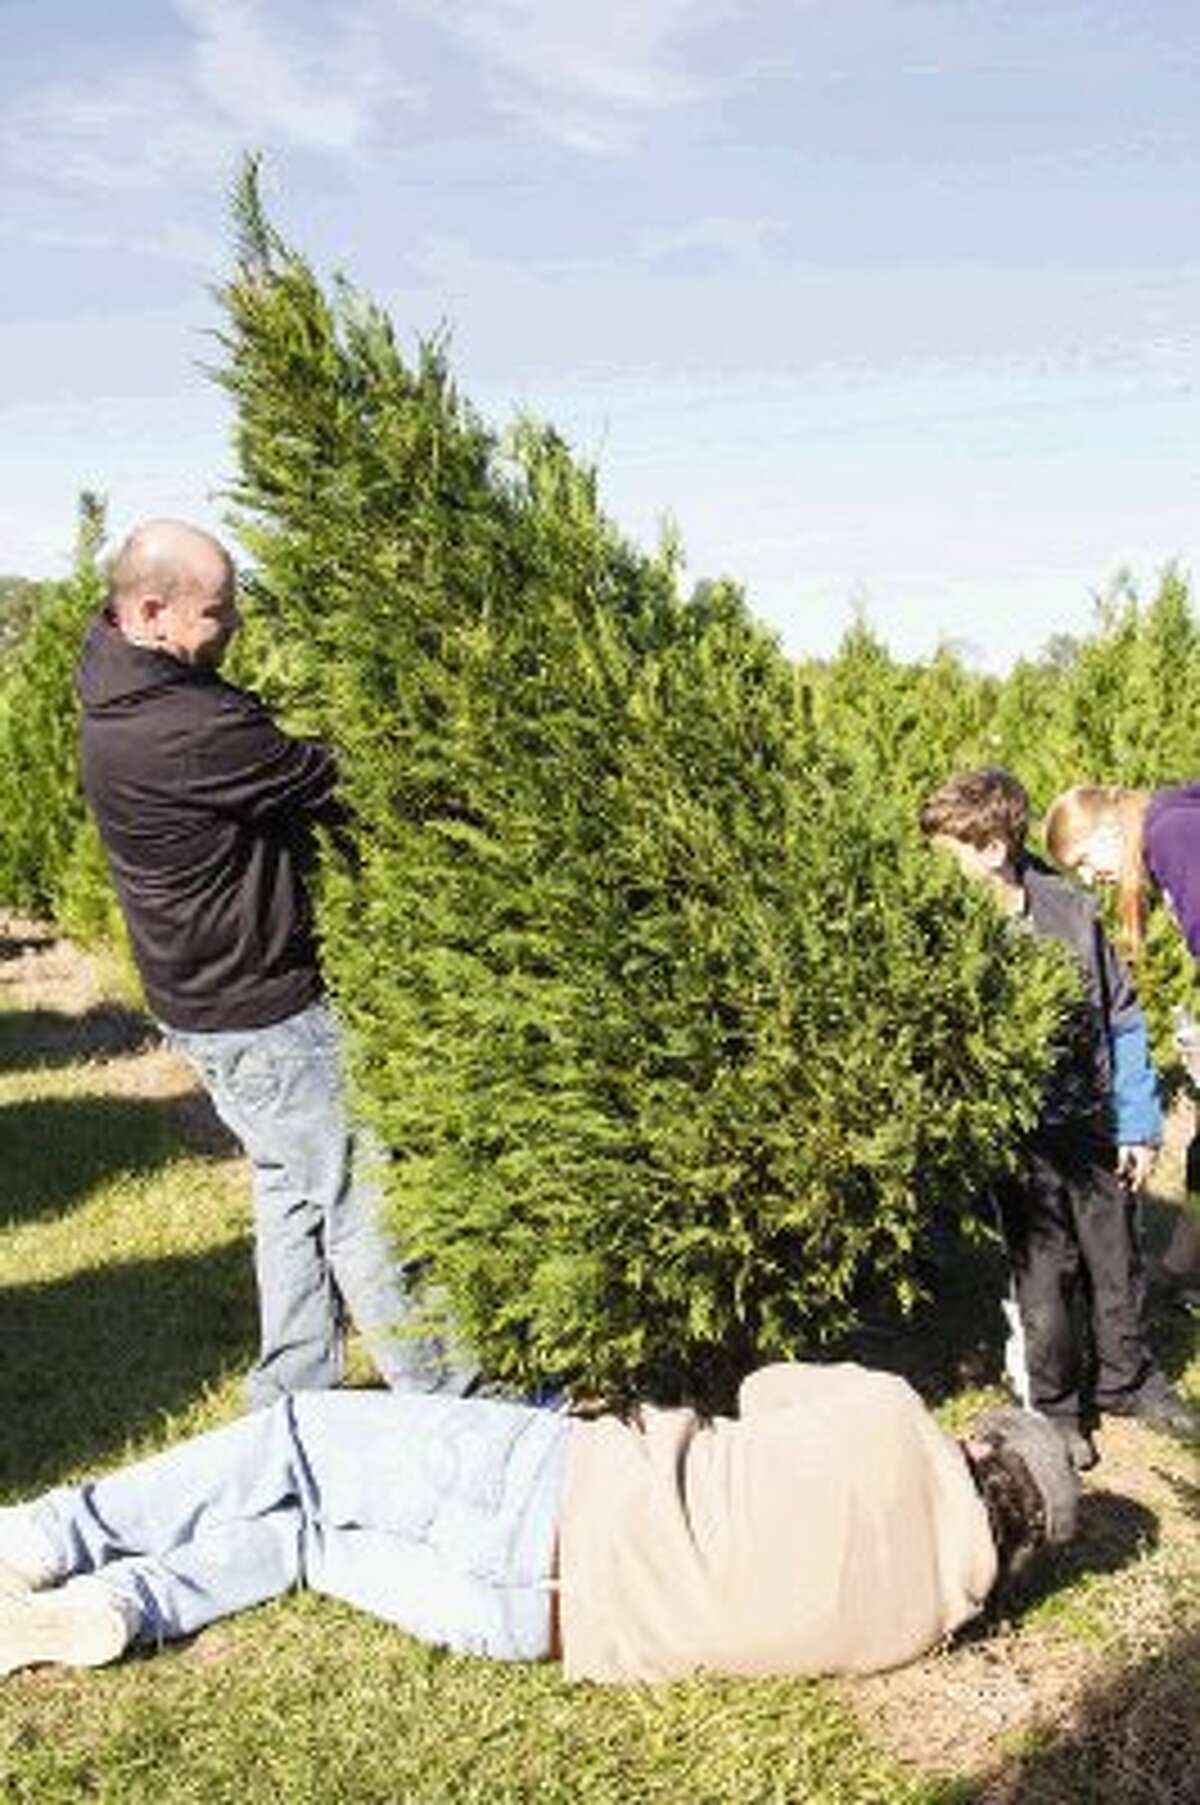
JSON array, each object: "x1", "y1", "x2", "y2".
[
  {"x1": 1021, "y1": 857, "x2": 1142, "y2": 1130},
  {"x1": 77, "y1": 613, "x2": 341, "y2": 1031}
]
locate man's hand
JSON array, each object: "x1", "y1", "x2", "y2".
[{"x1": 1116, "y1": 1144, "x2": 1156, "y2": 1192}]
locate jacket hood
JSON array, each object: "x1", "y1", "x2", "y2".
[
  {"x1": 76, "y1": 611, "x2": 213, "y2": 713},
  {"x1": 1020, "y1": 854, "x2": 1100, "y2": 937}
]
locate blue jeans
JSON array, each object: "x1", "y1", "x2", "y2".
[
  {"x1": 34, "y1": 1392, "x2": 569, "y2": 1661},
  {"x1": 165, "y1": 1000, "x2": 473, "y2": 1408}
]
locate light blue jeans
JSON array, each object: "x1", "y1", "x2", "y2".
[
  {"x1": 164, "y1": 999, "x2": 474, "y2": 1408},
  {"x1": 34, "y1": 1392, "x2": 569, "y2": 1661}
]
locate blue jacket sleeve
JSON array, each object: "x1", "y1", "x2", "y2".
[{"x1": 1110, "y1": 1013, "x2": 1163, "y2": 1145}]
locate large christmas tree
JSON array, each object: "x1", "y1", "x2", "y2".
[{"x1": 213, "y1": 161, "x2": 1074, "y2": 1402}]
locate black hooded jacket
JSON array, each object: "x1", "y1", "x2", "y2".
[
  {"x1": 76, "y1": 612, "x2": 341, "y2": 1031},
  {"x1": 1021, "y1": 856, "x2": 1142, "y2": 1130}
]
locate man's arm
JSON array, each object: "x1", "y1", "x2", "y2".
[
  {"x1": 1090, "y1": 918, "x2": 1160, "y2": 1187},
  {"x1": 184, "y1": 691, "x2": 345, "y2": 827},
  {"x1": 1109, "y1": 1009, "x2": 1162, "y2": 1189}
]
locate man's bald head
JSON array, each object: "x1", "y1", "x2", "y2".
[
  {"x1": 110, "y1": 520, "x2": 231, "y2": 611},
  {"x1": 109, "y1": 519, "x2": 240, "y2": 669}
]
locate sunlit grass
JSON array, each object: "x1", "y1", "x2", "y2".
[{"x1": 1, "y1": 936, "x2": 1196, "y2": 1803}]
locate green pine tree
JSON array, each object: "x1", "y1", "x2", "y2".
[
  {"x1": 0, "y1": 574, "x2": 49, "y2": 664},
  {"x1": 803, "y1": 622, "x2": 1002, "y2": 802},
  {"x1": 213, "y1": 160, "x2": 1077, "y2": 1402},
  {"x1": 0, "y1": 494, "x2": 110, "y2": 923}
]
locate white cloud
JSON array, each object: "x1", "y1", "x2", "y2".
[
  {"x1": 402, "y1": 0, "x2": 744, "y2": 151},
  {"x1": 176, "y1": 0, "x2": 422, "y2": 154},
  {"x1": 637, "y1": 214, "x2": 783, "y2": 268},
  {"x1": 2, "y1": 72, "x2": 232, "y2": 193},
  {"x1": 1, "y1": 0, "x2": 751, "y2": 207},
  {"x1": 0, "y1": 1, "x2": 426, "y2": 201}
]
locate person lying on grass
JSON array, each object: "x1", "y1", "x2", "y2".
[{"x1": 0, "y1": 1362, "x2": 1076, "y2": 1684}]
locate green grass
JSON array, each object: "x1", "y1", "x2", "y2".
[
  {"x1": 0, "y1": 1058, "x2": 253, "y2": 1490},
  {"x1": 1, "y1": 1615, "x2": 961, "y2": 1805},
  {"x1": 1, "y1": 935, "x2": 1197, "y2": 1803}
]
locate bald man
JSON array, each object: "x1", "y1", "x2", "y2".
[{"x1": 76, "y1": 521, "x2": 469, "y2": 1407}]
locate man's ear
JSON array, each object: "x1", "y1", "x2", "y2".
[{"x1": 129, "y1": 592, "x2": 168, "y2": 638}]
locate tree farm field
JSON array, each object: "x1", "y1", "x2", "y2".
[{"x1": 1, "y1": 917, "x2": 1196, "y2": 1805}]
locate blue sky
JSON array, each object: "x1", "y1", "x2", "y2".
[{"x1": 2, "y1": 1, "x2": 1198, "y2": 667}]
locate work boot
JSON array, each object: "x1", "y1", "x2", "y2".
[{"x1": 1101, "y1": 1371, "x2": 1199, "y2": 1438}]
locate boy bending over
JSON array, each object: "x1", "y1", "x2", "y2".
[{"x1": 920, "y1": 768, "x2": 1196, "y2": 1467}]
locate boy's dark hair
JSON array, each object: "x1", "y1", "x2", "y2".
[{"x1": 918, "y1": 768, "x2": 1030, "y2": 861}]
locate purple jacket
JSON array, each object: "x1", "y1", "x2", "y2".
[{"x1": 1145, "y1": 784, "x2": 1200, "y2": 960}]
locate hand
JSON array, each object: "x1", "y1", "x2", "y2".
[{"x1": 1116, "y1": 1144, "x2": 1156, "y2": 1192}]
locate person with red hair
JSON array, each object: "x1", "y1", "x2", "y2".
[{"x1": 1045, "y1": 782, "x2": 1200, "y2": 1307}]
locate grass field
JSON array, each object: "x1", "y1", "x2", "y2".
[{"x1": 1, "y1": 919, "x2": 1196, "y2": 1804}]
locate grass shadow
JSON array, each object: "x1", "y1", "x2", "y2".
[
  {"x1": 1136, "y1": 1189, "x2": 1200, "y2": 1387},
  {"x1": 0, "y1": 930, "x2": 50, "y2": 963},
  {"x1": 949, "y1": 1490, "x2": 1161, "y2": 1658},
  {"x1": 966, "y1": 1623, "x2": 1200, "y2": 1803},
  {"x1": 0, "y1": 1092, "x2": 211, "y2": 1228},
  {"x1": 1156, "y1": 1466, "x2": 1199, "y2": 1522},
  {"x1": 0, "y1": 1003, "x2": 155, "y2": 1072},
  {"x1": 0, "y1": 1240, "x2": 256, "y2": 1492},
  {"x1": 1143, "y1": 1292, "x2": 1199, "y2": 1387},
  {"x1": 1031, "y1": 1487, "x2": 1159, "y2": 1597}
]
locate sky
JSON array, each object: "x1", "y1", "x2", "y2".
[{"x1": 2, "y1": 0, "x2": 1198, "y2": 669}]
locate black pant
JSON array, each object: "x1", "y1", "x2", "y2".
[
  {"x1": 994, "y1": 1121, "x2": 1152, "y2": 1424},
  {"x1": 1186, "y1": 1126, "x2": 1200, "y2": 1196}
]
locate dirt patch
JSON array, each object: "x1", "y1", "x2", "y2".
[
  {"x1": 0, "y1": 912, "x2": 237, "y2": 1157},
  {"x1": 842, "y1": 1433, "x2": 1196, "y2": 1774},
  {"x1": 0, "y1": 914, "x2": 106, "y2": 1017},
  {"x1": 838, "y1": 1338, "x2": 1198, "y2": 1788},
  {"x1": 845, "y1": 1630, "x2": 1098, "y2": 1777}
]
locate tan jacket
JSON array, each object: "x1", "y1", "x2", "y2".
[{"x1": 559, "y1": 1362, "x2": 997, "y2": 1682}]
